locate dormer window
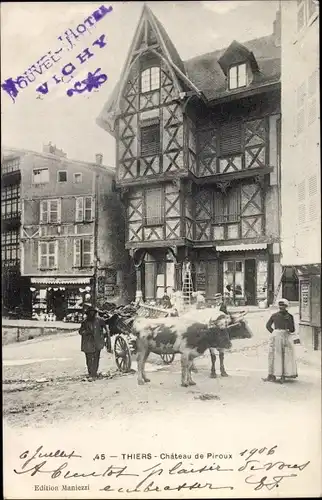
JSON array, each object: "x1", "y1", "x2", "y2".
[
  {"x1": 141, "y1": 67, "x2": 160, "y2": 93},
  {"x1": 229, "y1": 63, "x2": 247, "y2": 90}
]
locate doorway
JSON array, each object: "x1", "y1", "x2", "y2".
[
  {"x1": 245, "y1": 259, "x2": 256, "y2": 305},
  {"x1": 47, "y1": 288, "x2": 67, "y2": 320}
]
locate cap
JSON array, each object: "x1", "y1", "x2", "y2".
[{"x1": 278, "y1": 298, "x2": 289, "y2": 307}]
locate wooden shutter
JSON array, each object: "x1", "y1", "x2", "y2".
[
  {"x1": 207, "y1": 261, "x2": 219, "y2": 297},
  {"x1": 75, "y1": 197, "x2": 84, "y2": 222},
  {"x1": 84, "y1": 197, "x2": 93, "y2": 222},
  {"x1": 145, "y1": 188, "x2": 162, "y2": 225},
  {"x1": 39, "y1": 242, "x2": 47, "y2": 268},
  {"x1": 48, "y1": 242, "x2": 56, "y2": 268},
  {"x1": 74, "y1": 239, "x2": 81, "y2": 267},
  {"x1": 40, "y1": 200, "x2": 48, "y2": 223},
  {"x1": 213, "y1": 191, "x2": 225, "y2": 223},
  {"x1": 220, "y1": 122, "x2": 242, "y2": 155},
  {"x1": 82, "y1": 239, "x2": 92, "y2": 266},
  {"x1": 227, "y1": 188, "x2": 240, "y2": 222},
  {"x1": 141, "y1": 122, "x2": 160, "y2": 156},
  {"x1": 49, "y1": 200, "x2": 58, "y2": 223}
]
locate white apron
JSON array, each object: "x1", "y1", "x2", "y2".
[{"x1": 268, "y1": 329, "x2": 298, "y2": 378}]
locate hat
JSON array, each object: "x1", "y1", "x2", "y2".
[
  {"x1": 278, "y1": 298, "x2": 289, "y2": 307},
  {"x1": 214, "y1": 293, "x2": 222, "y2": 299}
]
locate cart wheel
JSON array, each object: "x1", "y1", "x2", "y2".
[
  {"x1": 160, "y1": 353, "x2": 175, "y2": 364},
  {"x1": 114, "y1": 335, "x2": 132, "y2": 373}
]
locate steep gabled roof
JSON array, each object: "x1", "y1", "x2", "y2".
[
  {"x1": 184, "y1": 34, "x2": 280, "y2": 102},
  {"x1": 97, "y1": 7, "x2": 281, "y2": 135},
  {"x1": 147, "y1": 7, "x2": 186, "y2": 74}
]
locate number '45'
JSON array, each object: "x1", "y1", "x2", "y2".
[{"x1": 93, "y1": 454, "x2": 106, "y2": 461}]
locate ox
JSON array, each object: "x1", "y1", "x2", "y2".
[
  {"x1": 183, "y1": 308, "x2": 253, "y2": 378},
  {"x1": 133, "y1": 313, "x2": 232, "y2": 387}
]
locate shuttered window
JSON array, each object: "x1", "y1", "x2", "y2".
[
  {"x1": 73, "y1": 238, "x2": 93, "y2": 267},
  {"x1": 75, "y1": 197, "x2": 93, "y2": 222},
  {"x1": 141, "y1": 122, "x2": 160, "y2": 156},
  {"x1": 40, "y1": 199, "x2": 61, "y2": 224},
  {"x1": 219, "y1": 122, "x2": 242, "y2": 155},
  {"x1": 145, "y1": 188, "x2": 163, "y2": 225},
  {"x1": 213, "y1": 188, "x2": 240, "y2": 223},
  {"x1": 38, "y1": 241, "x2": 57, "y2": 269}
]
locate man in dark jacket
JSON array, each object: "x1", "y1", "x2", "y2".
[
  {"x1": 214, "y1": 293, "x2": 228, "y2": 315},
  {"x1": 262, "y1": 298, "x2": 297, "y2": 384},
  {"x1": 79, "y1": 305, "x2": 108, "y2": 381}
]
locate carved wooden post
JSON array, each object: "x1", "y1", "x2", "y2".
[
  {"x1": 174, "y1": 263, "x2": 182, "y2": 292},
  {"x1": 130, "y1": 249, "x2": 146, "y2": 304},
  {"x1": 135, "y1": 265, "x2": 143, "y2": 303}
]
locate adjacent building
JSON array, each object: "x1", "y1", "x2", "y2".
[
  {"x1": 13, "y1": 144, "x2": 133, "y2": 320},
  {"x1": 1, "y1": 150, "x2": 32, "y2": 316},
  {"x1": 97, "y1": 4, "x2": 283, "y2": 307},
  {"x1": 280, "y1": 0, "x2": 320, "y2": 348}
]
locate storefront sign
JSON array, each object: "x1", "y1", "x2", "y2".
[
  {"x1": 196, "y1": 274, "x2": 206, "y2": 291},
  {"x1": 104, "y1": 284, "x2": 115, "y2": 297},
  {"x1": 300, "y1": 280, "x2": 310, "y2": 323}
]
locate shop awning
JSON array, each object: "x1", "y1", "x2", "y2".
[
  {"x1": 31, "y1": 277, "x2": 91, "y2": 285},
  {"x1": 216, "y1": 243, "x2": 268, "y2": 252}
]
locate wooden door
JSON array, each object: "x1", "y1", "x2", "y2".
[
  {"x1": 207, "y1": 261, "x2": 219, "y2": 298},
  {"x1": 244, "y1": 259, "x2": 256, "y2": 305}
]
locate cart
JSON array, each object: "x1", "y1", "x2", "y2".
[{"x1": 107, "y1": 303, "x2": 176, "y2": 373}]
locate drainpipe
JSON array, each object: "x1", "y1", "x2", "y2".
[{"x1": 93, "y1": 173, "x2": 100, "y2": 308}]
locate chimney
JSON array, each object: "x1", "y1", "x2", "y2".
[
  {"x1": 95, "y1": 153, "x2": 103, "y2": 165},
  {"x1": 273, "y1": 6, "x2": 281, "y2": 47}
]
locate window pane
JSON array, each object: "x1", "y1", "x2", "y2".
[
  {"x1": 150, "y1": 67, "x2": 160, "y2": 90},
  {"x1": 41, "y1": 256, "x2": 47, "y2": 268},
  {"x1": 83, "y1": 240, "x2": 91, "y2": 253},
  {"x1": 76, "y1": 197, "x2": 84, "y2": 222},
  {"x1": 145, "y1": 189, "x2": 162, "y2": 225},
  {"x1": 48, "y1": 242, "x2": 56, "y2": 254},
  {"x1": 141, "y1": 69, "x2": 151, "y2": 93},
  {"x1": 82, "y1": 253, "x2": 92, "y2": 267},
  {"x1": 58, "y1": 171, "x2": 67, "y2": 182},
  {"x1": 229, "y1": 66, "x2": 237, "y2": 89},
  {"x1": 238, "y1": 63, "x2": 246, "y2": 87},
  {"x1": 48, "y1": 256, "x2": 56, "y2": 268}
]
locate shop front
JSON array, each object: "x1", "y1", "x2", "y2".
[
  {"x1": 30, "y1": 277, "x2": 93, "y2": 322},
  {"x1": 298, "y1": 264, "x2": 321, "y2": 350},
  {"x1": 194, "y1": 243, "x2": 270, "y2": 306},
  {"x1": 143, "y1": 249, "x2": 176, "y2": 303}
]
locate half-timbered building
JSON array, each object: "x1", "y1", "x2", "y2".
[{"x1": 97, "y1": 4, "x2": 282, "y2": 306}]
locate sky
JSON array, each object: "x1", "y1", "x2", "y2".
[{"x1": 1, "y1": 0, "x2": 278, "y2": 168}]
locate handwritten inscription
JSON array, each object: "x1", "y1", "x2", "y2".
[
  {"x1": 13, "y1": 444, "x2": 311, "y2": 494},
  {"x1": 239, "y1": 445, "x2": 311, "y2": 491}
]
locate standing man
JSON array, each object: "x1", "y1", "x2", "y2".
[
  {"x1": 263, "y1": 298, "x2": 297, "y2": 384},
  {"x1": 79, "y1": 305, "x2": 109, "y2": 381},
  {"x1": 214, "y1": 293, "x2": 228, "y2": 315}
]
